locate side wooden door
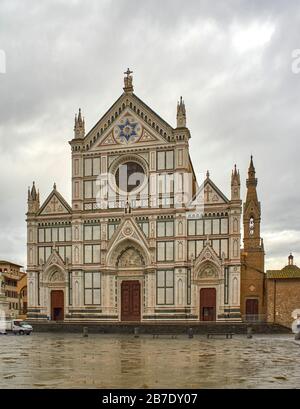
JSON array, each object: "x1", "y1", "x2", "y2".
[
  {"x1": 200, "y1": 288, "x2": 216, "y2": 321},
  {"x1": 51, "y1": 290, "x2": 64, "y2": 321},
  {"x1": 121, "y1": 281, "x2": 141, "y2": 321}
]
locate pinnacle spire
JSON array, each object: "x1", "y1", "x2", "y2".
[
  {"x1": 231, "y1": 164, "x2": 240, "y2": 199},
  {"x1": 232, "y1": 164, "x2": 240, "y2": 181},
  {"x1": 249, "y1": 155, "x2": 255, "y2": 175},
  {"x1": 27, "y1": 181, "x2": 40, "y2": 213},
  {"x1": 245, "y1": 154, "x2": 259, "y2": 228},
  {"x1": 247, "y1": 155, "x2": 257, "y2": 187},
  {"x1": 74, "y1": 108, "x2": 85, "y2": 138},
  {"x1": 176, "y1": 96, "x2": 186, "y2": 127},
  {"x1": 31, "y1": 181, "x2": 37, "y2": 201}
]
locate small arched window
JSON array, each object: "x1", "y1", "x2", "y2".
[{"x1": 249, "y1": 217, "x2": 255, "y2": 236}]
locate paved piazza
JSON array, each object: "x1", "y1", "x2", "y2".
[{"x1": 0, "y1": 333, "x2": 299, "y2": 389}]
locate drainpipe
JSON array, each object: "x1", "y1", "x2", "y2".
[{"x1": 273, "y1": 279, "x2": 276, "y2": 324}]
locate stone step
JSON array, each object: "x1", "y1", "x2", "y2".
[{"x1": 27, "y1": 321, "x2": 290, "y2": 335}]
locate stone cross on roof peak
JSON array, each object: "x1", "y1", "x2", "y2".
[
  {"x1": 124, "y1": 68, "x2": 133, "y2": 77},
  {"x1": 123, "y1": 68, "x2": 133, "y2": 93}
]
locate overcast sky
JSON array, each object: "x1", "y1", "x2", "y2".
[{"x1": 0, "y1": 0, "x2": 299, "y2": 269}]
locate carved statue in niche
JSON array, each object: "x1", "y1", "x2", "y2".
[{"x1": 116, "y1": 246, "x2": 145, "y2": 268}]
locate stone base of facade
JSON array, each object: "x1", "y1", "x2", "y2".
[{"x1": 26, "y1": 320, "x2": 290, "y2": 334}]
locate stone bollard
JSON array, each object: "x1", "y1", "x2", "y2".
[
  {"x1": 295, "y1": 331, "x2": 300, "y2": 340},
  {"x1": 247, "y1": 325, "x2": 253, "y2": 339},
  {"x1": 188, "y1": 328, "x2": 194, "y2": 339},
  {"x1": 134, "y1": 327, "x2": 139, "y2": 338},
  {"x1": 83, "y1": 327, "x2": 88, "y2": 337}
]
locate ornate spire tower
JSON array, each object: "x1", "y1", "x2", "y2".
[
  {"x1": 243, "y1": 156, "x2": 262, "y2": 249},
  {"x1": 241, "y1": 156, "x2": 265, "y2": 320}
]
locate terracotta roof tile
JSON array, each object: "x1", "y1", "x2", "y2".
[{"x1": 267, "y1": 264, "x2": 300, "y2": 279}]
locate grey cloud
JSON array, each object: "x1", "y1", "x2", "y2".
[{"x1": 0, "y1": 0, "x2": 299, "y2": 268}]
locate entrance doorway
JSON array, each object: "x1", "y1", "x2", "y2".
[
  {"x1": 51, "y1": 290, "x2": 64, "y2": 321},
  {"x1": 245, "y1": 298, "x2": 259, "y2": 321},
  {"x1": 200, "y1": 288, "x2": 216, "y2": 321},
  {"x1": 121, "y1": 280, "x2": 141, "y2": 321}
]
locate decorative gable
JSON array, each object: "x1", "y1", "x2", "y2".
[
  {"x1": 195, "y1": 242, "x2": 222, "y2": 267},
  {"x1": 44, "y1": 248, "x2": 66, "y2": 270},
  {"x1": 108, "y1": 216, "x2": 149, "y2": 251},
  {"x1": 81, "y1": 82, "x2": 174, "y2": 151},
  {"x1": 106, "y1": 215, "x2": 151, "y2": 266},
  {"x1": 42, "y1": 248, "x2": 68, "y2": 283},
  {"x1": 38, "y1": 188, "x2": 72, "y2": 216},
  {"x1": 189, "y1": 178, "x2": 229, "y2": 209},
  {"x1": 90, "y1": 108, "x2": 168, "y2": 150},
  {"x1": 193, "y1": 242, "x2": 223, "y2": 281}
]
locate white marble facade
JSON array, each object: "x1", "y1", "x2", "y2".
[{"x1": 26, "y1": 72, "x2": 241, "y2": 322}]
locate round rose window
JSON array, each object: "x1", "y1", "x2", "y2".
[{"x1": 115, "y1": 161, "x2": 145, "y2": 193}]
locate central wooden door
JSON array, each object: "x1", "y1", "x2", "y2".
[
  {"x1": 121, "y1": 280, "x2": 141, "y2": 321},
  {"x1": 51, "y1": 290, "x2": 64, "y2": 321},
  {"x1": 200, "y1": 288, "x2": 216, "y2": 321}
]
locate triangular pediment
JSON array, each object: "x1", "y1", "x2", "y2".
[
  {"x1": 106, "y1": 215, "x2": 151, "y2": 266},
  {"x1": 189, "y1": 178, "x2": 229, "y2": 209},
  {"x1": 194, "y1": 242, "x2": 222, "y2": 279},
  {"x1": 85, "y1": 93, "x2": 174, "y2": 151},
  {"x1": 90, "y1": 109, "x2": 169, "y2": 150},
  {"x1": 44, "y1": 248, "x2": 66, "y2": 270},
  {"x1": 107, "y1": 216, "x2": 149, "y2": 252},
  {"x1": 38, "y1": 189, "x2": 72, "y2": 216}
]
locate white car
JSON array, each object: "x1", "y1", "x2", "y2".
[{"x1": 0, "y1": 319, "x2": 33, "y2": 335}]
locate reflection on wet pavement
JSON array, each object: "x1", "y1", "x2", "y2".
[{"x1": 0, "y1": 333, "x2": 299, "y2": 388}]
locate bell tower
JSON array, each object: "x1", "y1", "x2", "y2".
[
  {"x1": 243, "y1": 156, "x2": 262, "y2": 250},
  {"x1": 241, "y1": 156, "x2": 266, "y2": 320}
]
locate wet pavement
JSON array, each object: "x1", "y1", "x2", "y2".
[{"x1": 0, "y1": 333, "x2": 299, "y2": 388}]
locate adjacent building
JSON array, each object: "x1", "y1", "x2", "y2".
[
  {"x1": 0, "y1": 260, "x2": 25, "y2": 317},
  {"x1": 266, "y1": 254, "x2": 300, "y2": 328},
  {"x1": 17, "y1": 272, "x2": 27, "y2": 318}
]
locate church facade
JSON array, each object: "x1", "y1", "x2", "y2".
[{"x1": 26, "y1": 71, "x2": 244, "y2": 322}]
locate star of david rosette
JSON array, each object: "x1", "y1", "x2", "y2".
[{"x1": 114, "y1": 116, "x2": 142, "y2": 144}]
